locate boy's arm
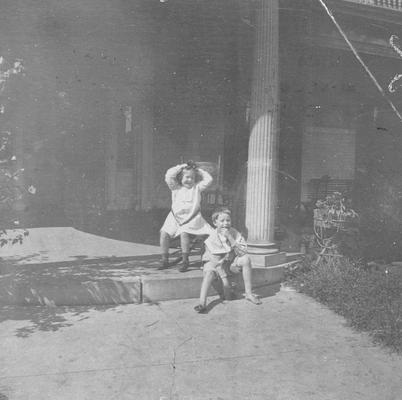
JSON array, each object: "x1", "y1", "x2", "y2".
[
  {"x1": 165, "y1": 164, "x2": 186, "y2": 191},
  {"x1": 227, "y1": 229, "x2": 247, "y2": 256},
  {"x1": 196, "y1": 168, "x2": 213, "y2": 192}
]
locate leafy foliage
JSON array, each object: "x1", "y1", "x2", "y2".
[
  {"x1": 314, "y1": 191, "x2": 359, "y2": 229},
  {"x1": 0, "y1": 229, "x2": 29, "y2": 247},
  {"x1": 312, "y1": 192, "x2": 361, "y2": 262},
  {"x1": 0, "y1": 56, "x2": 34, "y2": 246}
]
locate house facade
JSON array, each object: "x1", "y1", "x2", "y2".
[{"x1": 1, "y1": 0, "x2": 402, "y2": 257}]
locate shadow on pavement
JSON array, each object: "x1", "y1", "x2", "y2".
[
  {"x1": 0, "y1": 304, "x2": 118, "y2": 338},
  {"x1": 0, "y1": 256, "x2": 165, "y2": 307},
  {"x1": 0, "y1": 253, "x2": 203, "y2": 307}
]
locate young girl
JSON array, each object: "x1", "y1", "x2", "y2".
[
  {"x1": 194, "y1": 207, "x2": 261, "y2": 313},
  {"x1": 160, "y1": 161, "x2": 214, "y2": 272}
]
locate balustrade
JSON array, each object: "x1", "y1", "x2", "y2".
[{"x1": 342, "y1": 0, "x2": 402, "y2": 10}]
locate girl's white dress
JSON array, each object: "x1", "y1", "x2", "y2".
[{"x1": 161, "y1": 164, "x2": 214, "y2": 237}]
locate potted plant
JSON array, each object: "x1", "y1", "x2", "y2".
[
  {"x1": 314, "y1": 192, "x2": 359, "y2": 231},
  {"x1": 313, "y1": 192, "x2": 359, "y2": 264}
]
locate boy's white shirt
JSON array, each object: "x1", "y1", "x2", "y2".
[{"x1": 204, "y1": 228, "x2": 247, "y2": 256}]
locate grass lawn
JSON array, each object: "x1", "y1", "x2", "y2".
[{"x1": 285, "y1": 257, "x2": 402, "y2": 353}]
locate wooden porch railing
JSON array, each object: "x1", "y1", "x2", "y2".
[{"x1": 342, "y1": 0, "x2": 402, "y2": 10}]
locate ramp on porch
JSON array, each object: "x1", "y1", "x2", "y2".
[{"x1": 0, "y1": 227, "x2": 296, "y2": 306}]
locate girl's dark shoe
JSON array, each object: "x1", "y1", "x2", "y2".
[
  {"x1": 223, "y1": 287, "x2": 235, "y2": 301},
  {"x1": 178, "y1": 260, "x2": 189, "y2": 272},
  {"x1": 194, "y1": 304, "x2": 208, "y2": 314},
  {"x1": 158, "y1": 260, "x2": 170, "y2": 270}
]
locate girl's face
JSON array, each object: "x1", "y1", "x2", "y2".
[
  {"x1": 214, "y1": 212, "x2": 232, "y2": 230},
  {"x1": 181, "y1": 169, "x2": 196, "y2": 188}
]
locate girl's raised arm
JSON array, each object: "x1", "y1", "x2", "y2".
[
  {"x1": 197, "y1": 168, "x2": 213, "y2": 192},
  {"x1": 165, "y1": 164, "x2": 186, "y2": 190}
]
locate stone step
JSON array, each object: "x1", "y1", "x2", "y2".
[
  {"x1": 249, "y1": 251, "x2": 287, "y2": 267},
  {"x1": 142, "y1": 264, "x2": 286, "y2": 303},
  {"x1": 286, "y1": 252, "x2": 303, "y2": 263},
  {"x1": 0, "y1": 257, "x2": 290, "y2": 306}
]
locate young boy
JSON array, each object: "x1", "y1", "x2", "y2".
[{"x1": 194, "y1": 207, "x2": 262, "y2": 313}]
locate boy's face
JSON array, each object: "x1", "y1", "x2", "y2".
[
  {"x1": 214, "y1": 212, "x2": 232, "y2": 230},
  {"x1": 181, "y1": 170, "x2": 195, "y2": 188}
]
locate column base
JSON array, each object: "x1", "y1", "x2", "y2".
[
  {"x1": 247, "y1": 242, "x2": 286, "y2": 267},
  {"x1": 248, "y1": 252, "x2": 287, "y2": 268},
  {"x1": 247, "y1": 241, "x2": 279, "y2": 255}
]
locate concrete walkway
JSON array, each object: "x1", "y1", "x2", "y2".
[{"x1": 1, "y1": 289, "x2": 401, "y2": 400}]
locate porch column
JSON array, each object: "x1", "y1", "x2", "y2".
[{"x1": 245, "y1": 0, "x2": 279, "y2": 256}]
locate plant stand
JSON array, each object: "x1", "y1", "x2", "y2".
[{"x1": 313, "y1": 209, "x2": 352, "y2": 265}]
